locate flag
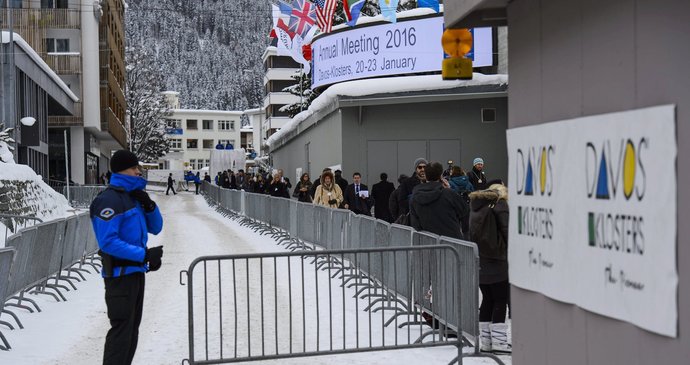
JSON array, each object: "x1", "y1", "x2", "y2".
[
  {"x1": 289, "y1": 0, "x2": 317, "y2": 39},
  {"x1": 379, "y1": 0, "x2": 399, "y2": 23},
  {"x1": 343, "y1": 0, "x2": 365, "y2": 27},
  {"x1": 271, "y1": 3, "x2": 293, "y2": 38},
  {"x1": 314, "y1": 0, "x2": 338, "y2": 34},
  {"x1": 417, "y1": 0, "x2": 439, "y2": 12}
]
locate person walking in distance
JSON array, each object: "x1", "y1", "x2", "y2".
[
  {"x1": 468, "y1": 157, "x2": 489, "y2": 191},
  {"x1": 166, "y1": 173, "x2": 176, "y2": 195},
  {"x1": 469, "y1": 183, "x2": 510, "y2": 353},
  {"x1": 372, "y1": 173, "x2": 395, "y2": 222},
  {"x1": 90, "y1": 150, "x2": 164, "y2": 365},
  {"x1": 343, "y1": 172, "x2": 373, "y2": 216},
  {"x1": 313, "y1": 170, "x2": 343, "y2": 208},
  {"x1": 293, "y1": 173, "x2": 313, "y2": 203},
  {"x1": 388, "y1": 174, "x2": 408, "y2": 223}
]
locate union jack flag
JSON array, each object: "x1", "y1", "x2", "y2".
[
  {"x1": 314, "y1": 0, "x2": 338, "y2": 34},
  {"x1": 288, "y1": 0, "x2": 317, "y2": 39}
]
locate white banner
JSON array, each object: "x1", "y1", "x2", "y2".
[
  {"x1": 311, "y1": 16, "x2": 493, "y2": 88},
  {"x1": 507, "y1": 105, "x2": 678, "y2": 337}
]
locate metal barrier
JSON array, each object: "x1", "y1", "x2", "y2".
[
  {"x1": 62, "y1": 185, "x2": 106, "y2": 208},
  {"x1": 198, "y1": 182, "x2": 505, "y2": 364},
  {"x1": 1, "y1": 214, "x2": 43, "y2": 244},
  {"x1": 0, "y1": 212, "x2": 100, "y2": 351},
  {"x1": 181, "y1": 246, "x2": 463, "y2": 365}
]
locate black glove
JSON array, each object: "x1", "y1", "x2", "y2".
[
  {"x1": 145, "y1": 245, "x2": 163, "y2": 271},
  {"x1": 328, "y1": 199, "x2": 337, "y2": 205},
  {"x1": 131, "y1": 190, "x2": 156, "y2": 212}
]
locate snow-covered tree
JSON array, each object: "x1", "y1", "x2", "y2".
[
  {"x1": 280, "y1": 71, "x2": 321, "y2": 118},
  {"x1": 126, "y1": 47, "x2": 170, "y2": 162},
  {"x1": 0, "y1": 123, "x2": 16, "y2": 164}
]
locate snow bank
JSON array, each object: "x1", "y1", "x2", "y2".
[
  {"x1": 0, "y1": 163, "x2": 72, "y2": 247},
  {"x1": 266, "y1": 73, "x2": 508, "y2": 149}
]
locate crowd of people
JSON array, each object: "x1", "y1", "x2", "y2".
[{"x1": 203, "y1": 157, "x2": 510, "y2": 353}]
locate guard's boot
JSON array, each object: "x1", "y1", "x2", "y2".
[{"x1": 489, "y1": 322, "x2": 512, "y2": 353}]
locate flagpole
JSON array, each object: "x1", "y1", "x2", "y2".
[{"x1": 300, "y1": 64, "x2": 304, "y2": 112}]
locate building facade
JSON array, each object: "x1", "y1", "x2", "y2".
[
  {"x1": 158, "y1": 93, "x2": 243, "y2": 171},
  {"x1": 1, "y1": 32, "x2": 77, "y2": 177},
  {"x1": 446, "y1": 1, "x2": 690, "y2": 364},
  {"x1": 262, "y1": 46, "x2": 300, "y2": 140},
  {"x1": 3, "y1": 0, "x2": 127, "y2": 184}
]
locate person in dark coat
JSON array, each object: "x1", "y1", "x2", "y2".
[
  {"x1": 166, "y1": 173, "x2": 176, "y2": 195},
  {"x1": 277, "y1": 169, "x2": 292, "y2": 190},
  {"x1": 468, "y1": 157, "x2": 489, "y2": 191},
  {"x1": 396, "y1": 158, "x2": 427, "y2": 221},
  {"x1": 204, "y1": 173, "x2": 211, "y2": 183},
  {"x1": 228, "y1": 170, "x2": 238, "y2": 189},
  {"x1": 334, "y1": 170, "x2": 349, "y2": 194},
  {"x1": 409, "y1": 162, "x2": 468, "y2": 239},
  {"x1": 268, "y1": 173, "x2": 290, "y2": 198},
  {"x1": 388, "y1": 174, "x2": 408, "y2": 223},
  {"x1": 310, "y1": 167, "x2": 331, "y2": 198},
  {"x1": 343, "y1": 172, "x2": 373, "y2": 216},
  {"x1": 469, "y1": 183, "x2": 510, "y2": 353},
  {"x1": 252, "y1": 174, "x2": 268, "y2": 194},
  {"x1": 372, "y1": 173, "x2": 395, "y2": 222},
  {"x1": 194, "y1": 172, "x2": 201, "y2": 195},
  {"x1": 293, "y1": 173, "x2": 313, "y2": 202}
]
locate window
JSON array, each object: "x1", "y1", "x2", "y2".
[
  {"x1": 187, "y1": 139, "x2": 198, "y2": 149},
  {"x1": 166, "y1": 119, "x2": 182, "y2": 129},
  {"x1": 45, "y1": 38, "x2": 70, "y2": 53},
  {"x1": 218, "y1": 120, "x2": 235, "y2": 131},
  {"x1": 169, "y1": 138, "x2": 182, "y2": 150},
  {"x1": 186, "y1": 119, "x2": 198, "y2": 130},
  {"x1": 9, "y1": 0, "x2": 22, "y2": 8},
  {"x1": 202, "y1": 119, "x2": 213, "y2": 130},
  {"x1": 218, "y1": 139, "x2": 235, "y2": 146},
  {"x1": 189, "y1": 159, "x2": 197, "y2": 170},
  {"x1": 204, "y1": 159, "x2": 210, "y2": 168},
  {"x1": 41, "y1": 0, "x2": 68, "y2": 8},
  {"x1": 202, "y1": 139, "x2": 214, "y2": 149}
]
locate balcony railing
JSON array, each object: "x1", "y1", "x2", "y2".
[
  {"x1": 102, "y1": 107, "x2": 127, "y2": 148},
  {"x1": 0, "y1": 8, "x2": 81, "y2": 29},
  {"x1": 48, "y1": 101, "x2": 83, "y2": 127},
  {"x1": 41, "y1": 53, "x2": 81, "y2": 75}
]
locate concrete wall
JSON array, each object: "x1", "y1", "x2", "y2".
[
  {"x1": 271, "y1": 111, "x2": 343, "y2": 183},
  {"x1": 508, "y1": 0, "x2": 690, "y2": 364},
  {"x1": 340, "y1": 98, "x2": 508, "y2": 185}
]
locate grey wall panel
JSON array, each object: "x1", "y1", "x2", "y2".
[
  {"x1": 366, "y1": 140, "x2": 398, "y2": 185},
  {"x1": 396, "y1": 140, "x2": 427, "y2": 181},
  {"x1": 429, "y1": 139, "x2": 461, "y2": 168},
  {"x1": 508, "y1": 0, "x2": 690, "y2": 364},
  {"x1": 271, "y1": 111, "x2": 343, "y2": 182},
  {"x1": 507, "y1": 0, "x2": 542, "y2": 128}
]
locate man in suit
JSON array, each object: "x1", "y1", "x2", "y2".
[
  {"x1": 343, "y1": 172, "x2": 373, "y2": 216},
  {"x1": 372, "y1": 173, "x2": 395, "y2": 222}
]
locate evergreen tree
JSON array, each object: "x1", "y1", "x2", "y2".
[
  {"x1": 126, "y1": 47, "x2": 171, "y2": 162},
  {"x1": 280, "y1": 71, "x2": 321, "y2": 118}
]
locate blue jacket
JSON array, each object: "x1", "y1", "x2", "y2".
[
  {"x1": 90, "y1": 173, "x2": 163, "y2": 278},
  {"x1": 449, "y1": 175, "x2": 474, "y2": 194}
]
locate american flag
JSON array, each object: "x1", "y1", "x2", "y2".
[
  {"x1": 288, "y1": 0, "x2": 317, "y2": 39},
  {"x1": 314, "y1": 0, "x2": 338, "y2": 34}
]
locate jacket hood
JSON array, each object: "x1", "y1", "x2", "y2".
[
  {"x1": 469, "y1": 185, "x2": 508, "y2": 211},
  {"x1": 110, "y1": 173, "x2": 147, "y2": 192},
  {"x1": 412, "y1": 181, "x2": 444, "y2": 205},
  {"x1": 450, "y1": 175, "x2": 469, "y2": 183},
  {"x1": 320, "y1": 171, "x2": 335, "y2": 188}
]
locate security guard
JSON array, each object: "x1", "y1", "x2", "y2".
[{"x1": 90, "y1": 150, "x2": 164, "y2": 365}]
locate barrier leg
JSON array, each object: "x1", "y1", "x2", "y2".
[
  {"x1": 0, "y1": 329, "x2": 10, "y2": 351},
  {"x1": 1, "y1": 309, "x2": 23, "y2": 329}
]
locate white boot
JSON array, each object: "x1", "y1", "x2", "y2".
[
  {"x1": 479, "y1": 321, "x2": 492, "y2": 352},
  {"x1": 490, "y1": 323, "x2": 512, "y2": 353}
]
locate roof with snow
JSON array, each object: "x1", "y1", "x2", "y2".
[
  {"x1": 1, "y1": 32, "x2": 79, "y2": 104},
  {"x1": 170, "y1": 109, "x2": 244, "y2": 116},
  {"x1": 267, "y1": 73, "x2": 508, "y2": 151}
]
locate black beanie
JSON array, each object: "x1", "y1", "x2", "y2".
[{"x1": 110, "y1": 150, "x2": 139, "y2": 173}]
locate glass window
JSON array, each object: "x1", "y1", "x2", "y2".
[
  {"x1": 56, "y1": 39, "x2": 70, "y2": 52},
  {"x1": 218, "y1": 139, "x2": 230, "y2": 145},
  {"x1": 9, "y1": 0, "x2": 22, "y2": 8},
  {"x1": 166, "y1": 119, "x2": 182, "y2": 129},
  {"x1": 45, "y1": 38, "x2": 55, "y2": 53},
  {"x1": 187, "y1": 119, "x2": 198, "y2": 130},
  {"x1": 218, "y1": 120, "x2": 234, "y2": 131},
  {"x1": 169, "y1": 138, "x2": 182, "y2": 150},
  {"x1": 202, "y1": 120, "x2": 213, "y2": 130},
  {"x1": 204, "y1": 159, "x2": 210, "y2": 168},
  {"x1": 187, "y1": 139, "x2": 198, "y2": 149},
  {"x1": 202, "y1": 139, "x2": 214, "y2": 149},
  {"x1": 189, "y1": 159, "x2": 197, "y2": 169}
]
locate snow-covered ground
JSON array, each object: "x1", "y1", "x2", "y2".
[{"x1": 0, "y1": 190, "x2": 510, "y2": 365}]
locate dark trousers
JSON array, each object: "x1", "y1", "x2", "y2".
[
  {"x1": 479, "y1": 280, "x2": 509, "y2": 323},
  {"x1": 103, "y1": 272, "x2": 145, "y2": 365},
  {"x1": 195, "y1": 183, "x2": 200, "y2": 195},
  {"x1": 166, "y1": 185, "x2": 176, "y2": 195}
]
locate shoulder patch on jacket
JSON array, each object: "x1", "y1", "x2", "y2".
[{"x1": 99, "y1": 208, "x2": 116, "y2": 220}]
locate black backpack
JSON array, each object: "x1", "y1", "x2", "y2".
[{"x1": 470, "y1": 199, "x2": 506, "y2": 260}]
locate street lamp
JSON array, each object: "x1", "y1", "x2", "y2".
[{"x1": 20, "y1": 116, "x2": 35, "y2": 127}]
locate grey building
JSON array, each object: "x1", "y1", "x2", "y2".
[
  {"x1": 446, "y1": 1, "x2": 689, "y2": 364},
  {"x1": 268, "y1": 77, "x2": 507, "y2": 187},
  {"x1": 1, "y1": 32, "x2": 77, "y2": 178}
]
